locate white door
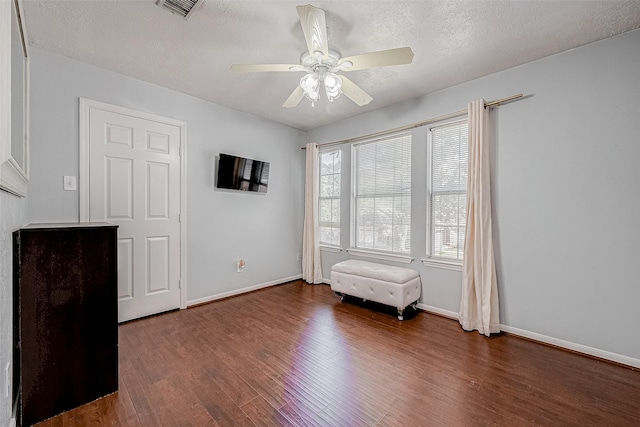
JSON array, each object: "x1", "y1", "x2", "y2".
[{"x1": 81, "y1": 100, "x2": 184, "y2": 323}]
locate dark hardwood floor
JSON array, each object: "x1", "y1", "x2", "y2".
[{"x1": 35, "y1": 280, "x2": 640, "y2": 426}]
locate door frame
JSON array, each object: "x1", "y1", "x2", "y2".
[{"x1": 78, "y1": 98, "x2": 188, "y2": 310}]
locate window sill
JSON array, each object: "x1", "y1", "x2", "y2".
[
  {"x1": 346, "y1": 248, "x2": 413, "y2": 264},
  {"x1": 420, "y1": 258, "x2": 463, "y2": 271},
  {"x1": 320, "y1": 245, "x2": 342, "y2": 253}
]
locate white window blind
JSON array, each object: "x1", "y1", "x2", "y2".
[
  {"x1": 428, "y1": 120, "x2": 468, "y2": 261},
  {"x1": 319, "y1": 149, "x2": 341, "y2": 246},
  {"x1": 354, "y1": 133, "x2": 412, "y2": 254}
]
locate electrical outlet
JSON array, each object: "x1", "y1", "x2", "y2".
[
  {"x1": 296, "y1": 253, "x2": 301, "y2": 262},
  {"x1": 237, "y1": 259, "x2": 245, "y2": 272}
]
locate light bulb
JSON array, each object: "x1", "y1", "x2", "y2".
[
  {"x1": 300, "y1": 73, "x2": 319, "y2": 93},
  {"x1": 324, "y1": 73, "x2": 337, "y2": 88},
  {"x1": 324, "y1": 72, "x2": 343, "y2": 102},
  {"x1": 300, "y1": 73, "x2": 321, "y2": 106}
]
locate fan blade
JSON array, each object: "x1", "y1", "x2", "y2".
[
  {"x1": 338, "y1": 47, "x2": 414, "y2": 71},
  {"x1": 297, "y1": 4, "x2": 329, "y2": 59},
  {"x1": 340, "y1": 76, "x2": 373, "y2": 106},
  {"x1": 230, "y1": 64, "x2": 305, "y2": 73},
  {"x1": 283, "y1": 86, "x2": 305, "y2": 108}
]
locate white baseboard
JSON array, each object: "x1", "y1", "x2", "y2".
[
  {"x1": 186, "y1": 274, "x2": 302, "y2": 307},
  {"x1": 417, "y1": 305, "x2": 640, "y2": 369},
  {"x1": 499, "y1": 324, "x2": 640, "y2": 369},
  {"x1": 187, "y1": 281, "x2": 640, "y2": 369},
  {"x1": 417, "y1": 303, "x2": 458, "y2": 320}
]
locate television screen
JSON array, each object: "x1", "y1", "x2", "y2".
[{"x1": 216, "y1": 153, "x2": 270, "y2": 193}]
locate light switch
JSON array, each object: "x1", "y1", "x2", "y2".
[{"x1": 63, "y1": 176, "x2": 77, "y2": 191}]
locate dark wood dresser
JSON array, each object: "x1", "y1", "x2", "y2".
[{"x1": 13, "y1": 223, "x2": 118, "y2": 427}]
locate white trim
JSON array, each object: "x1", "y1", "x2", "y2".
[
  {"x1": 0, "y1": 0, "x2": 29, "y2": 197},
  {"x1": 179, "y1": 123, "x2": 188, "y2": 309},
  {"x1": 322, "y1": 277, "x2": 331, "y2": 285},
  {"x1": 499, "y1": 324, "x2": 640, "y2": 369},
  {"x1": 346, "y1": 248, "x2": 413, "y2": 264},
  {"x1": 186, "y1": 275, "x2": 302, "y2": 307},
  {"x1": 320, "y1": 245, "x2": 342, "y2": 253},
  {"x1": 0, "y1": 2, "x2": 9, "y2": 190},
  {"x1": 78, "y1": 98, "x2": 90, "y2": 221},
  {"x1": 79, "y1": 98, "x2": 188, "y2": 311},
  {"x1": 420, "y1": 258, "x2": 463, "y2": 271},
  {"x1": 417, "y1": 304, "x2": 640, "y2": 369},
  {"x1": 0, "y1": 157, "x2": 28, "y2": 196},
  {"x1": 416, "y1": 303, "x2": 458, "y2": 320}
]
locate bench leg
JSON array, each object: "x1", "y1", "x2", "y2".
[{"x1": 397, "y1": 307, "x2": 404, "y2": 321}]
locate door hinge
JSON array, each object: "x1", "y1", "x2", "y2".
[
  {"x1": 179, "y1": 145, "x2": 182, "y2": 157},
  {"x1": 178, "y1": 279, "x2": 181, "y2": 289},
  {"x1": 178, "y1": 213, "x2": 182, "y2": 223}
]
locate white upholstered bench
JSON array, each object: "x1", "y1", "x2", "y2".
[{"x1": 330, "y1": 260, "x2": 421, "y2": 320}]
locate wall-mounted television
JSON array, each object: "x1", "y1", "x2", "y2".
[{"x1": 216, "y1": 153, "x2": 270, "y2": 193}]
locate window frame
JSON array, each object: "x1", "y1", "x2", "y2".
[
  {"x1": 318, "y1": 148, "x2": 342, "y2": 248},
  {"x1": 349, "y1": 132, "x2": 413, "y2": 263},
  {"x1": 424, "y1": 117, "x2": 468, "y2": 269}
]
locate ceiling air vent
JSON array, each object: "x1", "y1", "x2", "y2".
[{"x1": 156, "y1": 0, "x2": 204, "y2": 20}]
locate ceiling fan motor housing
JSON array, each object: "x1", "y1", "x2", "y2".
[{"x1": 301, "y1": 50, "x2": 341, "y2": 73}]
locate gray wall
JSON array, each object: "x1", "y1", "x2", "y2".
[
  {"x1": 308, "y1": 29, "x2": 640, "y2": 362},
  {"x1": 27, "y1": 48, "x2": 306, "y2": 303},
  {"x1": 0, "y1": 193, "x2": 27, "y2": 426},
  {"x1": 3, "y1": 28, "x2": 639, "y2": 427}
]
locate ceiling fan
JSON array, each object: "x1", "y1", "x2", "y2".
[{"x1": 230, "y1": 4, "x2": 414, "y2": 108}]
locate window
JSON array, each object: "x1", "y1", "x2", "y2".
[
  {"x1": 428, "y1": 119, "x2": 468, "y2": 262},
  {"x1": 319, "y1": 149, "x2": 341, "y2": 246},
  {"x1": 353, "y1": 133, "x2": 412, "y2": 254}
]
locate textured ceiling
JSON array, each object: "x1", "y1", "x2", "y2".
[{"x1": 22, "y1": 0, "x2": 640, "y2": 131}]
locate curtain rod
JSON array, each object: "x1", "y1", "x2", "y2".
[{"x1": 301, "y1": 93, "x2": 523, "y2": 150}]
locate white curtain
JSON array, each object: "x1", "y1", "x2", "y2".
[
  {"x1": 302, "y1": 142, "x2": 323, "y2": 284},
  {"x1": 459, "y1": 99, "x2": 500, "y2": 336}
]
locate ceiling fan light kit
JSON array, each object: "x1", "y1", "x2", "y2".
[
  {"x1": 298, "y1": 50, "x2": 345, "y2": 106},
  {"x1": 299, "y1": 72, "x2": 343, "y2": 107},
  {"x1": 230, "y1": 4, "x2": 414, "y2": 109}
]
